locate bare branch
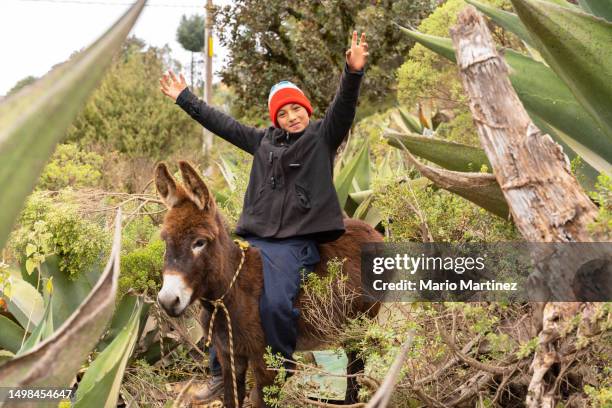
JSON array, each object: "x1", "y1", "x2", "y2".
[{"x1": 365, "y1": 333, "x2": 414, "y2": 408}]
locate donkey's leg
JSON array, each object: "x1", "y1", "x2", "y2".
[
  {"x1": 220, "y1": 352, "x2": 249, "y2": 408},
  {"x1": 345, "y1": 349, "x2": 365, "y2": 404},
  {"x1": 249, "y1": 356, "x2": 278, "y2": 408}
]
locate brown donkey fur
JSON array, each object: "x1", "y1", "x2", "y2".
[{"x1": 155, "y1": 161, "x2": 381, "y2": 407}]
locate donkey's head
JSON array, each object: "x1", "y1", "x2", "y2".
[{"x1": 155, "y1": 161, "x2": 227, "y2": 317}]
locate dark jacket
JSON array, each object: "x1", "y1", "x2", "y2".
[{"x1": 175, "y1": 64, "x2": 364, "y2": 243}]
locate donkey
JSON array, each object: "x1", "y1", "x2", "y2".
[{"x1": 155, "y1": 161, "x2": 382, "y2": 407}]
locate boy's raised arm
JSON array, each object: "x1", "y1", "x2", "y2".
[
  {"x1": 321, "y1": 31, "x2": 369, "y2": 151},
  {"x1": 160, "y1": 70, "x2": 264, "y2": 155}
]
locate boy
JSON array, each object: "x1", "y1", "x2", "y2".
[{"x1": 160, "y1": 31, "x2": 368, "y2": 402}]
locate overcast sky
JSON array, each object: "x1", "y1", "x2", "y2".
[{"x1": 0, "y1": 0, "x2": 230, "y2": 96}]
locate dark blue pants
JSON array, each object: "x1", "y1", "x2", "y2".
[{"x1": 209, "y1": 236, "x2": 320, "y2": 376}]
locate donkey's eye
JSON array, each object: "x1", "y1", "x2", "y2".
[{"x1": 192, "y1": 239, "x2": 207, "y2": 250}]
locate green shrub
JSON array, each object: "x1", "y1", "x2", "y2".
[
  {"x1": 588, "y1": 174, "x2": 612, "y2": 240},
  {"x1": 119, "y1": 237, "x2": 164, "y2": 298},
  {"x1": 10, "y1": 191, "x2": 110, "y2": 280},
  {"x1": 121, "y1": 216, "x2": 160, "y2": 255},
  {"x1": 38, "y1": 143, "x2": 104, "y2": 190},
  {"x1": 375, "y1": 181, "x2": 518, "y2": 243}
]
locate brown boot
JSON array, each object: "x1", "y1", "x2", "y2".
[{"x1": 193, "y1": 374, "x2": 224, "y2": 403}]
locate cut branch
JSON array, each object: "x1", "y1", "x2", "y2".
[
  {"x1": 449, "y1": 6, "x2": 601, "y2": 408},
  {"x1": 365, "y1": 334, "x2": 414, "y2": 408},
  {"x1": 449, "y1": 7, "x2": 597, "y2": 244}
]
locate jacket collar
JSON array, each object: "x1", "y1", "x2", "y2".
[{"x1": 273, "y1": 122, "x2": 309, "y2": 144}]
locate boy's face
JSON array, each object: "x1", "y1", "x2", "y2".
[{"x1": 276, "y1": 103, "x2": 309, "y2": 133}]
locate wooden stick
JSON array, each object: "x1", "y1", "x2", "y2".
[{"x1": 449, "y1": 6, "x2": 600, "y2": 407}]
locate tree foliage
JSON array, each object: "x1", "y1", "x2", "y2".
[
  {"x1": 397, "y1": 0, "x2": 517, "y2": 146},
  {"x1": 177, "y1": 14, "x2": 205, "y2": 53},
  {"x1": 38, "y1": 144, "x2": 103, "y2": 190},
  {"x1": 176, "y1": 14, "x2": 205, "y2": 88},
  {"x1": 215, "y1": 0, "x2": 436, "y2": 122},
  {"x1": 64, "y1": 37, "x2": 201, "y2": 160},
  {"x1": 6, "y1": 75, "x2": 37, "y2": 96}
]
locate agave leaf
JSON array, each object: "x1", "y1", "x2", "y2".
[
  {"x1": 578, "y1": 0, "x2": 612, "y2": 21},
  {"x1": 539, "y1": 0, "x2": 578, "y2": 8},
  {"x1": 334, "y1": 141, "x2": 370, "y2": 208},
  {"x1": 96, "y1": 295, "x2": 138, "y2": 351},
  {"x1": 377, "y1": 150, "x2": 407, "y2": 181},
  {"x1": 397, "y1": 26, "x2": 612, "y2": 166},
  {"x1": 390, "y1": 111, "x2": 412, "y2": 134},
  {"x1": 0, "y1": 315, "x2": 26, "y2": 354},
  {"x1": 352, "y1": 143, "x2": 371, "y2": 192},
  {"x1": 349, "y1": 190, "x2": 373, "y2": 204},
  {"x1": 511, "y1": 0, "x2": 612, "y2": 141},
  {"x1": 0, "y1": 0, "x2": 146, "y2": 250},
  {"x1": 467, "y1": 0, "x2": 582, "y2": 49},
  {"x1": 378, "y1": 151, "x2": 395, "y2": 181},
  {"x1": 95, "y1": 294, "x2": 149, "y2": 352},
  {"x1": 397, "y1": 108, "x2": 423, "y2": 134},
  {"x1": 384, "y1": 129, "x2": 491, "y2": 172},
  {"x1": 390, "y1": 136, "x2": 509, "y2": 218},
  {"x1": 216, "y1": 156, "x2": 237, "y2": 191},
  {"x1": 353, "y1": 194, "x2": 384, "y2": 227},
  {"x1": 507, "y1": 51, "x2": 612, "y2": 166},
  {"x1": 32, "y1": 255, "x2": 100, "y2": 329},
  {"x1": 396, "y1": 25, "x2": 457, "y2": 62},
  {"x1": 1, "y1": 268, "x2": 44, "y2": 330},
  {"x1": 465, "y1": 0, "x2": 534, "y2": 46},
  {"x1": 531, "y1": 115, "x2": 606, "y2": 189},
  {"x1": 73, "y1": 297, "x2": 142, "y2": 408},
  {"x1": 17, "y1": 291, "x2": 54, "y2": 356},
  {"x1": 0, "y1": 211, "x2": 122, "y2": 388}
]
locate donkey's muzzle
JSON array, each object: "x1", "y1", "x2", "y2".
[{"x1": 158, "y1": 272, "x2": 193, "y2": 317}]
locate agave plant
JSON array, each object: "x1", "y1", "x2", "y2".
[
  {"x1": 333, "y1": 137, "x2": 409, "y2": 228},
  {"x1": 397, "y1": 0, "x2": 612, "y2": 179},
  {"x1": 0, "y1": 1, "x2": 149, "y2": 405},
  {"x1": 389, "y1": 0, "x2": 611, "y2": 218}
]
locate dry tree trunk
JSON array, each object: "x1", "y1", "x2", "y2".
[{"x1": 449, "y1": 6, "x2": 601, "y2": 408}]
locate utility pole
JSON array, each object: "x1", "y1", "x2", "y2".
[{"x1": 202, "y1": 0, "x2": 214, "y2": 156}]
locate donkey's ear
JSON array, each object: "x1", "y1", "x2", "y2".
[
  {"x1": 155, "y1": 162, "x2": 180, "y2": 208},
  {"x1": 178, "y1": 161, "x2": 213, "y2": 211}
]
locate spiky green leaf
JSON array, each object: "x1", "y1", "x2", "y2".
[
  {"x1": 578, "y1": 0, "x2": 612, "y2": 21},
  {"x1": 397, "y1": 26, "x2": 612, "y2": 169},
  {"x1": 390, "y1": 135, "x2": 509, "y2": 218},
  {"x1": 334, "y1": 141, "x2": 370, "y2": 208},
  {"x1": 0, "y1": 315, "x2": 26, "y2": 354},
  {"x1": 466, "y1": 0, "x2": 534, "y2": 46},
  {"x1": 397, "y1": 108, "x2": 423, "y2": 134},
  {"x1": 384, "y1": 130, "x2": 491, "y2": 172},
  {"x1": 1, "y1": 268, "x2": 44, "y2": 330},
  {"x1": 511, "y1": 0, "x2": 612, "y2": 141},
  {"x1": 73, "y1": 297, "x2": 142, "y2": 408},
  {"x1": 17, "y1": 292, "x2": 54, "y2": 355}
]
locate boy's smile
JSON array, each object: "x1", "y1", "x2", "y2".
[{"x1": 276, "y1": 103, "x2": 310, "y2": 133}]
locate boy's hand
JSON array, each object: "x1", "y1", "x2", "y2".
[
  {"x1": 345, "y1": 31, "x2": 369, "y2": 73},
  {"x1": 160, "y1": 70, "x2": 187, "y2": 102}
]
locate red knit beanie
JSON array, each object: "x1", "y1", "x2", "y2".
[{"x1": 268, "y1": 81, "x2": 313, "y2": 128}]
